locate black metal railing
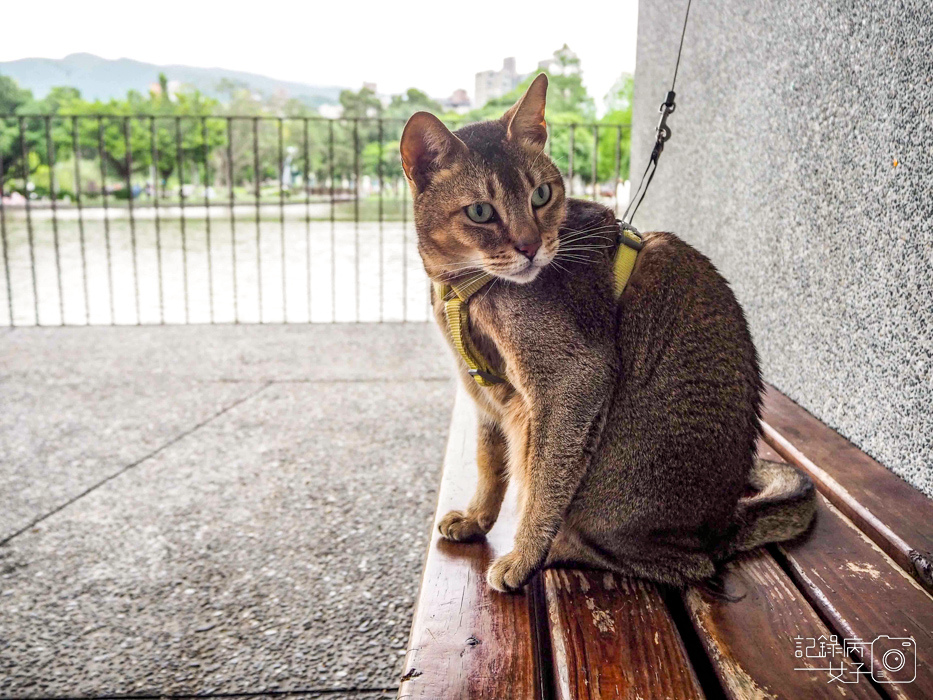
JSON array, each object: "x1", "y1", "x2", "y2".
[{"x1": 0, "y1": 115, "x2": 630, "y2": 326}]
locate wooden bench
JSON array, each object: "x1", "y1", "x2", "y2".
[{"x1": 398, "y1": 385, "x2": 933, "y2": 699}]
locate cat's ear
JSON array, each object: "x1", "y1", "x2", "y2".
[
  {"x1": 502, "y1": 73, "x2": 548, "y2": 150},
  {"x1": 400, "y1": 112, "x2": 467, "y2": 192}
]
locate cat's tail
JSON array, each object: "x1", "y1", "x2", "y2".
[{"x1": 720, "y1": 459, "x2": 817, "y2": 558}]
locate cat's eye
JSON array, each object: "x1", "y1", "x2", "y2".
[
  {"x1": 531, "y1": 183, "x2": 551, "y2": 207},
  {"x1": 465, "y1": 202, "x2": 496, "y2": 223}
]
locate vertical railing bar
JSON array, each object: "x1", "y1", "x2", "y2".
[
  {"x1": 150, "y1": 117, "x2": 165, "y2": 324},
  {"x1": 568, "y1": 124, "x2": 575, "y2": 197},
  {"x1": 303, "y1": 117, "x2": 311, "y2": 323},
  {"x1": 377, "y1": 119, "x2": 384, "y2": 323},
  {"x1": 353, "y1": 118, "x2": 360, "y2": 323},
  {"x1": 253, "y1": 116, "x2": 263, "y2": 323},
  {"x1": 98, "y1": 117, "x2": 115, "y2": 323},
  {"x1": 45, "y1": 116, "x2": 64, "y2": 324},
  {"x1": 176, "y1": 116, "x2": 190, "y2": 324},
  {"x1": 277, "y1": 117, "x2": 286, "y2": 322},
  {"x1": 591, "y1": 125, "x2": 599, "y2": 202},
  {"x1": 0, "y1": 145, "x2": 12, "y2": 327},
  {"x1": 402, "y1": 164, "x2": 408, "y2": 323},
  {"x1": 124, "y1": 116, "x2": 140, "y2": 324},
  {"x1": 202, "y1": 116, "x2": 215, "y2": 324},
  {"x1": 72, "y1": 117, "x2": 89, "y2": 324},
  {"x1": 328, "y1": 119, "x2": 335, "y2": 322},
  {"x1": 614, "y1": 125, "x2": 622, "y2": 215},
  {"x1": 227, "y1": 117, "x2": 239, "y2": 323},
  {"x1": 20, "y1": 117, "x2": 39, "y2": 325}
]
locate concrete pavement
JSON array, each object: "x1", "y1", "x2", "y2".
[{"x1": 0, "y1": 323, "x2": 455, "y2": 697}]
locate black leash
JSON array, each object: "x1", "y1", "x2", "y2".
[{"x1": 621, "y1": 0, "x2": 694, "y2": 226}]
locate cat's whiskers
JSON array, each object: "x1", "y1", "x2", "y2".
[
  {"x1": 555, "y1": 256, "x2": 603, "y2": 264},
  {"x1": 560, "y1": 227, "x2": 618, "y2": 241},
  {"x1": 560, "y1": 243, "x2": 612, "y2": 252},
  {"x1": 460, "y1": 270, "x2": 492, "y2": 287},
  {"x1": 436, "y1": 258, "x2": 486, "y2": 270},
  {"x1": 561, "y1": 222, "x2": 617, "y2": 232},
  {"x1": 558, "y1": 245, "x2": 614, "y2": 252},
  {"x1": 559, "y1": 233, "x2": 617, "y2": 245},
  {"x1": 477, "y1": 276, "x2": 500, "y2": 305},
  {"x1": 438, "y1": 267, "x2": 482, "y2": 278},
  {"x1": 559, "y1": 241, "x2": 611, "y2": 251},
  {"x1": 560, "y1": 222, "x2": 618, "y2": 234},
  {"x1": 554, "y1": 246, "x2": 605, "y2": 261},
  {"x1": 445, "y1": 267, "x2": 488, "y2": 282},
  {"x1": 555, "y1": 254, "x2": 599, "y2": 265},
  {"x1": 529, "y1": 148, "x2": 547, "y2": 171},
  {"x1": 561, "y1": 227, "x2": 617, "y2": 238},
  {"x1": 549, "y1": 259, "x2": 571, "y2": 276},
  {"x1": 560, "y1": 239, "x2": 612, "y2": 250}
]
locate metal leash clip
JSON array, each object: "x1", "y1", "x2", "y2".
[
  {"x1": 656, "y1": 90, "x2": 677, "y2": 146},
  {"x1": 616, "y1": 220, "x2": 644, "y2": 251}
]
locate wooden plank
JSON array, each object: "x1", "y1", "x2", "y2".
[
  {"x1": 545, "y1": 568, "x2": 704, "y2": 700},
  {"x1": 778, "y1": 494, "x2": 933, "y2": 697},
  {"x1": 683, "y1": 550, "x2": 882, "y2": 700},
  {"x1": 398, "y1": 389, "x2": 544, "y2": 700},
  {"x1": 756, "y1": 441, "x2": 933, "y2": 697},
  {"x1": 761, "y1": 384, "x2": 933, "y2": 592}
]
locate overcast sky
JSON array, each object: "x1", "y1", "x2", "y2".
[{"x1": 0, "y1": 0, "x2": 639, "y2": 105}]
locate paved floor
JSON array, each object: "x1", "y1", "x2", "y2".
[{"x1": 0, "y1": 323, "x2": 455, "y2": 698}]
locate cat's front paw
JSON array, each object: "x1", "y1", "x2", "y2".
[
  {"x1": 486, "y1": 550, "x2": 536, "y2": 593},
  {"x1": 438, "y1": 510, "x2": 488, "y2": 542}
]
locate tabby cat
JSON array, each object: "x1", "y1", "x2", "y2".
[{"x1": 400, "y1": 74, "x2": 815, "y2": 592}]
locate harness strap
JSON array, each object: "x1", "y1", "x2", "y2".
[
  {"x1": 613, "y1": 227, "x2": 644, "y2": 297},
  {"x1": 434, "y1": 272, "x2": 506, "y2": 387},
  {"x1": 435, "y1": 224, "x2": 643, "y2": 389}
]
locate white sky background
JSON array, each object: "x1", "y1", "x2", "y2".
[{"x1": 0, "y1": 0, "x2": 639, "y2": 109}]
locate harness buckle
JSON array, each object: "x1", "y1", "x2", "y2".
[
  {"x1": 616, "y1": 221, "x2": 644, "y2": 251},
  {"x1": 468, "y1": 368, "x2": 505, "y2": 385}
]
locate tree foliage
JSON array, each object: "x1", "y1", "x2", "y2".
[{"x1": 1, "y1": 49, "x2": 632, "y2": 198}]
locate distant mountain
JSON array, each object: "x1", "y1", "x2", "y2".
[{"x1": 0, "y1": 53, "x2": 345, "y2": 107}]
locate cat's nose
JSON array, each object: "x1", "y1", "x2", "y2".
[{"x1": 515, "y1": 241, "x2": 540, "y2": 259}]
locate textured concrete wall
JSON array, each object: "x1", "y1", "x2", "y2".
[{"x1": 631, "y1": 0, "x2": 932, "y2": 496}]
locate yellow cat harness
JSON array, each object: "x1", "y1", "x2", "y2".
[{"x1": 434, "y1": 223, "x2": 644, "y2": 388}]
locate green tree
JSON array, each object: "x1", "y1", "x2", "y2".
[
  {"x1": 216, "y1": 81, "x2": 314, "y2": 192},
  {"x1": 331, "y1": 86, "x2": 382, "y2": 182},
  {"x1": 454, "y1": 45, "x2": 600, "y2": 186},
  {"x1": 548, "y1": 124, "x2": 595, "y2": 188},
  {"x1": 338, "y1": 86, "x2": 381, "y2": 120},
  {"x1": 464, "y1": 45, "x2": 595, "y2": 122},
  {"x1": 597, "y1": 73, "x2": 633, "y2": 182},
  {"x1": 359, "y1": 89, "x2": 443, "y2": 179},
  {"x1": 0, "y1": 76, "x2": 37, "y2": 188},
  {"x1": 58, "y1": 85, "x2": 222, "y2": 196},
  {"x1": 384, "y1": 89, "x2": 442, "y2": 132},
  {"x1": 362, "y1": 139, "x2": 403, "y2": 181}
]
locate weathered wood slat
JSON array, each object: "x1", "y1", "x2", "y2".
[
  {"x1": 402, "y1": 385, "x2": 933, "y2": 699},
  {"x1": 761, "y1": 384, "x2": 933, "y2": 592},
  {"x1": 755, "y1": 442, "x2": 933, "y2": 697},
  {"x1": 545, "y1": 568, "x2": 704, "y2": 700},
  {"x1": 399, "y1": 390, "x2": 543, "y2": 700},
  {"x1": 683, "y1": 550, "x2": 882, "y2": 700}
]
